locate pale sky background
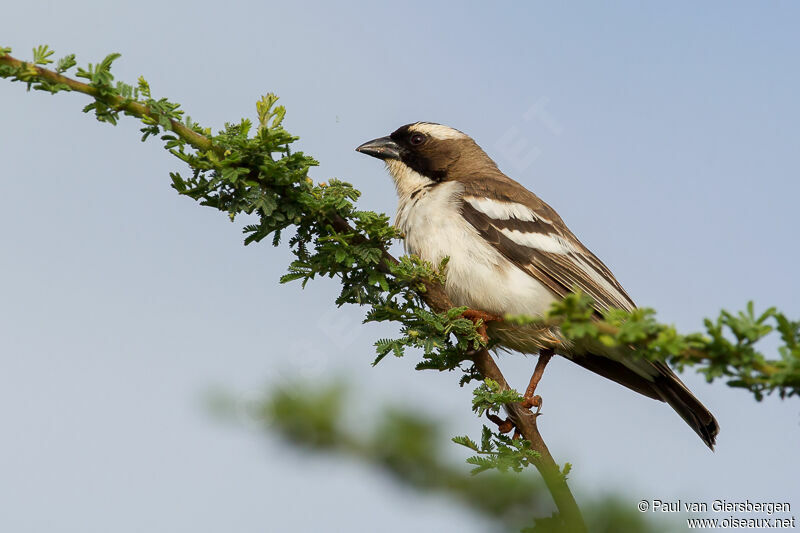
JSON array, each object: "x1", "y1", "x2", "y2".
[{"x1": 2, "y1": 2, "x2": 799, "y2": 532}]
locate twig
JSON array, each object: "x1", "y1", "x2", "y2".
[
  {"x1": 473, "y1": 348, "x2": 586, "y2": 532},
  {"x1": 0, "y1": 54, "x2": 214, "y2": 153}
]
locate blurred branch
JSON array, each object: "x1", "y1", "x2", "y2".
[
  {"x1": 258, "y1": 383, "x2": 551, "y2": 530},
  {"x1": 231, "y1": 381, "x2": 660, "y2": 533}
]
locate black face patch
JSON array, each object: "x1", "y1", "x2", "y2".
[{"x1": 389, "y1": 123, "x2": 458, "y2": 181}]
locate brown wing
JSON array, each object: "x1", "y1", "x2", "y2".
[
  {"x1": 457, "y1": 174, "x2": 718, "y2": 448},
  {"x1": 459, "y1": 175, "x2": 636, "y2": 313}
]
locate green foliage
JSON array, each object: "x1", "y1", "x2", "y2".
[
  {"x1": 454, "y1": 425, "x2": 541, "y2": 474},
  {"x1": 537, "y1": 293, "x2": 800, "y2": 401},
  {"x1": 32, "y1": 44, "x2": 54, "y2": 66},
  {"x1": 75, "y1": 53, "x2": 126, "y2": 123},
  {"x1": 370, "y1": 303, "x2": 484, "y2": 372},
  {"x1": 471, "y1": 379, "x2": 525, "y2": 416},
  {"x1": 55, "y1": 53, "x2": 77, "y2": 74}
]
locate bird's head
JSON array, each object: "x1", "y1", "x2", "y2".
[{"x1": 356, "y1": 122, "x2": 495, "y2": 194}]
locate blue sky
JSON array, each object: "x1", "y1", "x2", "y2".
[{"x1": 2, "y1": 2, "x2": 799, "y2": 531}]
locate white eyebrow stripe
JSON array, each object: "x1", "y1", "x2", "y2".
[
  {"x1": 465, "y1": 196, "x2": 551, "y2": 224},
  {"x1": 409, "y1": 122, "x2": 468, "y2": 140},
  {"x1": 499, "y1": 228, "x2": 576, "y2": 255}
]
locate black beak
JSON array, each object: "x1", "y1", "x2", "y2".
[{"x1": 355, "y1": 136, "x2": 401, "y2": 160}]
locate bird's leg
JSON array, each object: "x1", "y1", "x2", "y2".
[
  {"x1": 461, "y1": 308, "x2": 502, "y2": 343},
  {"x1": 521, "y1": 348, "x2": 554, "y2": 412}
]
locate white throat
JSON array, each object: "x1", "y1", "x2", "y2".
[{"x1": 384, "y1": 160, "x2": 436, "y2": 200}]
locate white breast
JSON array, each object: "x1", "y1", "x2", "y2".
[{"x1": 395, "y1": 180, "x2": 557, "y2": 318}]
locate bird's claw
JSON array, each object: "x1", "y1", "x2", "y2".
[
  {"x1": 486, "y1": 413, "x2": 515, "y2": 434},
  {"x1": 487, "y1": 413, "x2": 524, "y2": 439},
  {"x1": 461, "y1": 308, "x2": 502, "y2": 343},
  {"x1": 521, "y1": 394, "x2": 543, "y2": 415}
]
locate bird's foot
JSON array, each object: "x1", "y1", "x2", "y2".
[
  {"x1": 461, "y1": 308, "x2": 502, "y2": 343},
  {"x1": 486, "y1": 413, "x2": 515, "y2": 434},
  {"x1": 520, "y1": 348, "x2": 554, "y2": 414},
  {"x1": 521, "y1": 394, "x2": 543, "y2": 414},
  {"x1": 487, "y1": 413, "x2": 524, "y2": 439}
]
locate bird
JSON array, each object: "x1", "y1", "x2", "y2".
[{"x1": 356, "y1": 122, "x2": 719, "y2": 449}]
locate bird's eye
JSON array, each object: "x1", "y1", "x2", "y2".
[{"x1": 409, "y1": 133, "x2": 426, "y2": 146}]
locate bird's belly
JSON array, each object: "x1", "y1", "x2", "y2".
[
  {"x1": 443, "y1": 248, "x2": 556, "y2": 319},
  {"x1": 399, "y1": 194, "x2": 556, "y2": 320}
]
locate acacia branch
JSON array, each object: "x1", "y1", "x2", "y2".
[
  {"x1": 0, "y1": 54, "x2": 213, "y2": 153},
  {"x1": 2, "y1": 52, "x2": 587, "y2": 530},
  {"x1": 3, "y1": 48, "x2": 787, "y2": 382},
  {"x1": 472, "y1": 348, "x2": 586, "y2": 531}
]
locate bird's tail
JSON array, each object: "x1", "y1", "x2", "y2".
[
  {"x1": 651, "y1": 362, "x2": 719, "y2": 450},
  {"x1": 564, "y1": 345, "x2": 720, "y2": 449}
]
